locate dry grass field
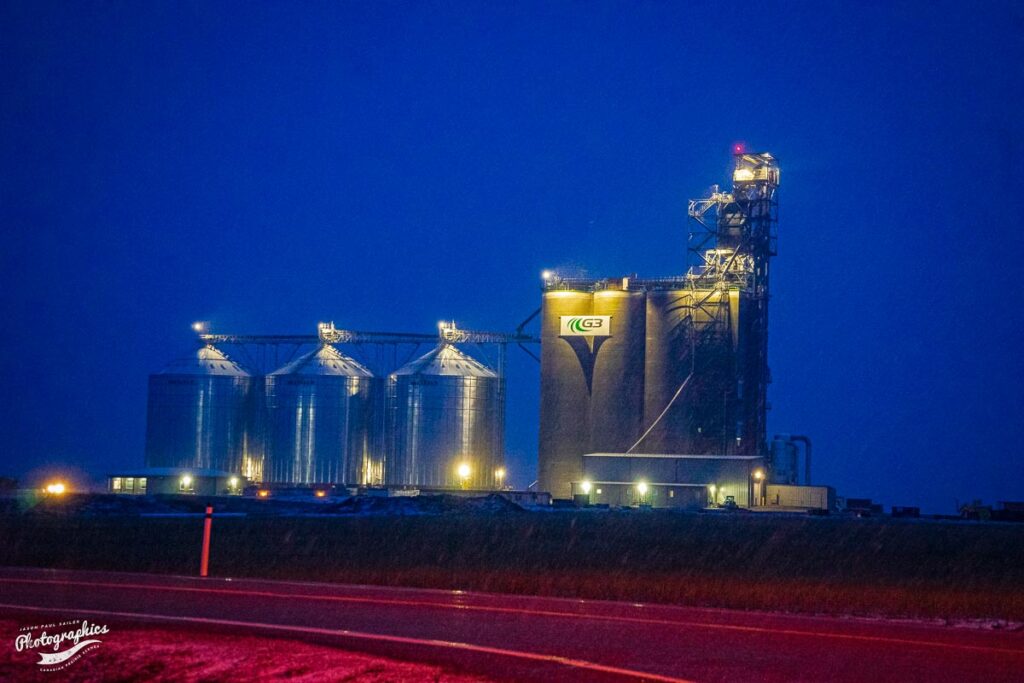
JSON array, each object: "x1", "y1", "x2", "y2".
[{"x1": 3, "y1": 497, "x2": 1022, "y2": 621}]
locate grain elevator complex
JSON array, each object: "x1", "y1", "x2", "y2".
[
  {"x1": 137, "y1": 151, "x2": 828, "y2": 510},
  {"x1": 540, "y1": 151, "x2": 793, "y2": 508}
]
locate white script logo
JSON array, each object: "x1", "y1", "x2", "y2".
[{"x1": 15, "y1": 619, "x2": 109, "y2": 671}]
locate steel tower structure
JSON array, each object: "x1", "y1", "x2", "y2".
[{"x1": 685, "y1": 151, "x2": 779, "y2": 456}]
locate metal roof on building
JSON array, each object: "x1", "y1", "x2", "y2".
[
  {"x1": 158, "y1": 345, "x2": 249, "y2": 377},
  {"x1": 390, "y1": 343, "x2": 497, "y2": 378},
  {"x1": 582, "y1": 480, "x2": 711, "y2": 487},
  {"x1": 107, "y1": 467, "x2": 240, "y2": 478},
  {"x1": 269, "y1": 344, "x2": 372, "y2": 377},
  {"x1": 583, "y1": 453, "x2": 764, "y2": 460}
]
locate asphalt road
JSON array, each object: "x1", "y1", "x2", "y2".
[{"x1": 1, "y1": 567, "x2": 1022, "y2": 682}]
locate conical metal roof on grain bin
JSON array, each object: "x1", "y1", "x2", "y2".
[
  {"x1": 269, "y1": 344, "x2": 372, "y2": 377},
  {"x1": 158, "y1": 345, "x2": 249, "y2": 377},
  {"x1": 390, "y1": 343, "x2": 497, "y2": 378}
]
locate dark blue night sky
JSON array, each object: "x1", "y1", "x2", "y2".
[{"x1": 3, "y1": 1, "x2": 1022, "y2": 512}]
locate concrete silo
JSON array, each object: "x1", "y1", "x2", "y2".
[
  {"x1": 145, "y1": 345, "x2": 251, "y2": 475},
  {"x1": 641, "y1": 289, "x2": 691, "y2": 454},
  {"x1": 264, "y1": 344, "x2": 378, "y2": 485},
  {"x1": 537, "y1": 284, "x2": 649, "y2": 498},
  {"x1": 386, "y1": 344, "x2": 504, "y2": 489},
  {"x1": 642, "y1": 288, "x2": 739, "y2": 456},
  {"x1": 589, "y1": 289, "x2": 646, "y2": 454},
  {"x1": 537, "y1": 290, "x2": 593, "y2": 499}
]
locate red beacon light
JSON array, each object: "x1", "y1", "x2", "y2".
[{"x1": 732, "y1": 142, "x2": 746, "y2": 154}]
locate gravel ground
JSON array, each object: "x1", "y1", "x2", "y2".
[{"x1": 0, "y1": 619, "x2": 489, "y2": 682}]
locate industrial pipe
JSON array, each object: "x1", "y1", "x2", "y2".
[{"x1": 789, "y1": 435, "x2": 812, "y2": 485}]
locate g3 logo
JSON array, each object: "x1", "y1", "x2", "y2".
[{"x1": 559, "y1": 316, "x2": 611, "y2": 337}]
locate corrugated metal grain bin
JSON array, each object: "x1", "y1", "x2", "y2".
[
  {"x1": 386, "y1": 344, "x2": 503, "y2": 489},
  {"x1": 264, "y1": 344, "x2": 377, "y2": 485},
  {"x1": 145, "y1": 345, "x2": 251, "y2": 474}
]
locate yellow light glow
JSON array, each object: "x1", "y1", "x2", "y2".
[
  {"x1": 191, "y1": 321, "x2": 206, "y2": 333},
  {"x1": 180, "y1": 475, "x2": 193, "y2": 487},
  {"x1": 457, "y1": 463, "x2": 471, "y2": 479},
  {"x1": 636, "y1": 481, "x2": 648, "y2": 495},
  {"x1": 495, "y1": 467, "x2": 506, "y2": 480},
  {"x1": 229, "y1": 476, "x2": 239, "y2": 488},
  {"x1": 257, "y1": 489, "x2": 270, "y2": 498},
  {"x1": 541, "y1": 270, "x2": 553, "y2": 280},
  {"x1": 753, "y1": 469, "x2": 764, "y2": 481},
  {"x1": 45, "y1": 482, "x2": 66, "y2": 495},
  {"x1": 315, "y1": 490, "x2": 326, "y2": 498},
  {"x1": 580, "y1": 480, "x2": 592, "y2": 494},
  {"x1": 733, "y1": 167, "x2": 755, "y2": 182},
  {"x1": 709, "y1": 484, "x2": 717, "y2": 493}
]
